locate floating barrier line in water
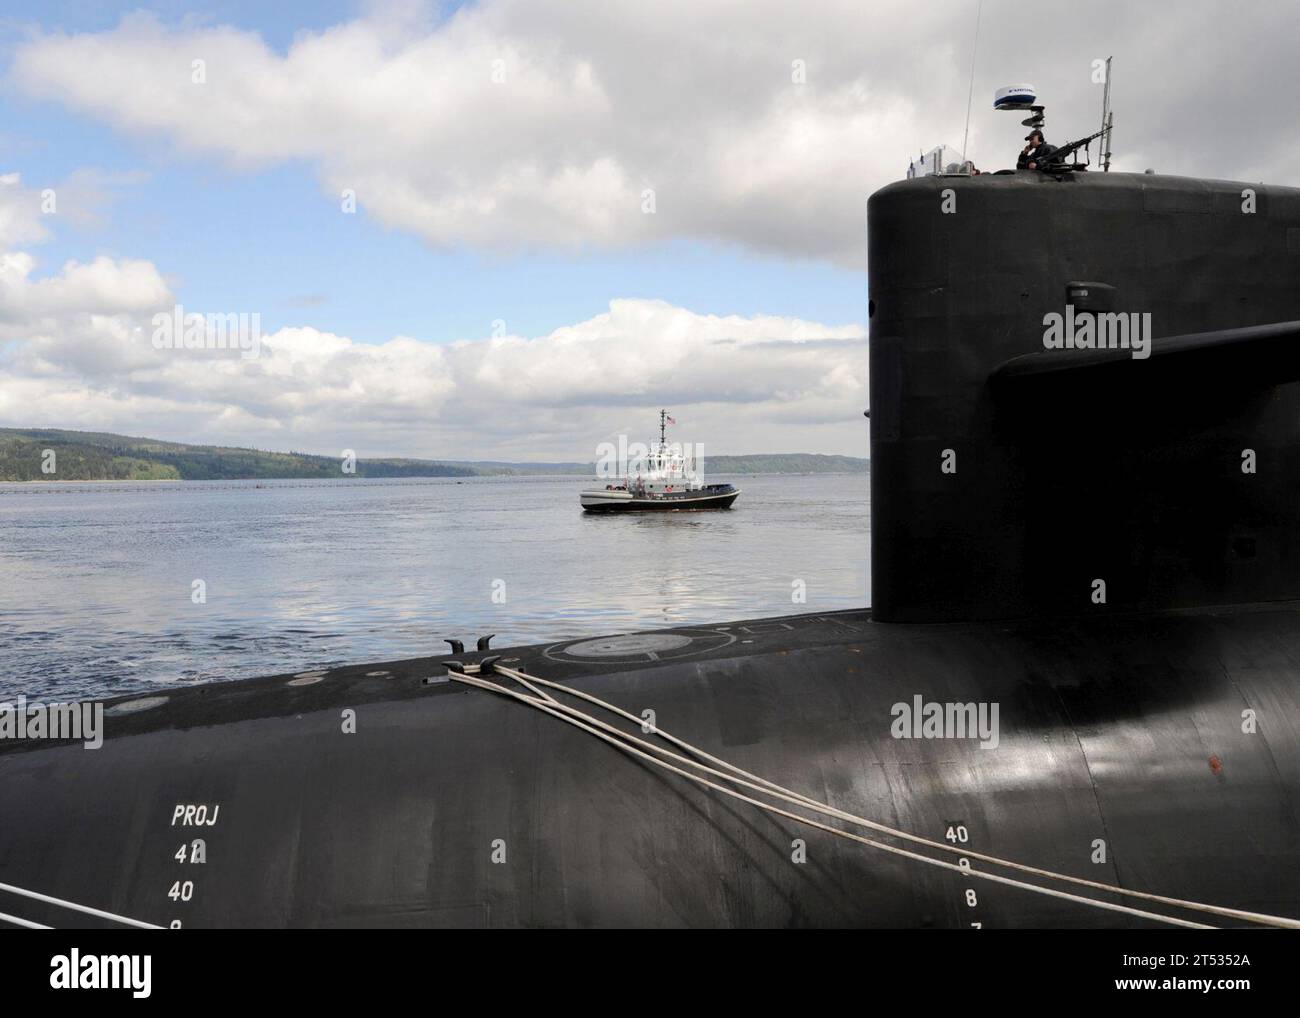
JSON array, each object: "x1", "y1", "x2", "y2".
[{"x1": 451, "y1": 662, "x2": 1300, "y2": 929}]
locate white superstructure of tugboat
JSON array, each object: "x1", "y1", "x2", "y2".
[{"x1": 580, "y1": 411, "x2": 740, "y2": 512}]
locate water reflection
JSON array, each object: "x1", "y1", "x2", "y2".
[{"x1": 0, "y1": 473, "x2": 869, "y2": 700}]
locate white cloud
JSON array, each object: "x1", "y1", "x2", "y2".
[
  {"x1": 0, "y1": 175, "x2": 170, "y2": 312},
  {"x1": 4, "y1": 2, "x2": 948, "y2": 266},
  {"x1": 1, "y1": 159, "x2": 865, "y2": 460},
  {"x1": 0, "y1": 290, "x2": 866, "y2": 458},
  {"x1": 2, "y1": 253, "x2": 170, "y2": 319},
  {"x1": 0, "y1": 175, "x2": 174, "y2": 382},
  {"x1": 12, "y1": 2, "x2": 1300, "y2": 267},
  {"x1": 0, "y1": 170, "x2": 864, "y2": 456},
  {"x1": 0, "y1": 172, "x2": 49, "y2": 250},
  {"x1": 11, "y1": 0, "x2": 1293, "y2": 459}
]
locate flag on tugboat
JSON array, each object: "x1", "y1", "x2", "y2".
[{"x1": 666, "y1": 416, "x2": 676, "y2": 425}]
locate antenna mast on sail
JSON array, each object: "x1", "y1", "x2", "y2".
[
  {"x1": 960, "y1": 0, "x2": 984, "y2": 169},
  {"x1": 1098, "y1": 56, "x2": 1114, "y2": 171}
]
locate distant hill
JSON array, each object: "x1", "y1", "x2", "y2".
[
  {"x1": 0, "y1": 428, "x2": 867, "y2": 482},
  {"x1": 452, "y1": 453, "x2": 871, "y2": 476},
  {"x1": 0, "y1": 429, "x2": 477, "y2": 481},
  {"x1": 704, "y1": 453, "x2": 868, "y2": 475}
]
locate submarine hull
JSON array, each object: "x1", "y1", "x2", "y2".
[{"x1": 3, "y1": 605, "x2": 1298, "y2": 929}]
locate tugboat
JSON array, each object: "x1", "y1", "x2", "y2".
[{"x1": 579, "y1": 411, "x2": 740, "y2": 512}]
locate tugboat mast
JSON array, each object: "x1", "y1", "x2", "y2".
[{"x1": 660, "y1": 409, "x2": 668, "y2": 447}]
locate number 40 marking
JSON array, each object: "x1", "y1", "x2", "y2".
[{"x1": 945, "y1": 821, "x2": 981, "y2": 929}]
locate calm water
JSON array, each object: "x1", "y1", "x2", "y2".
[{"x1": 0, "y1": 474, "x2": 869, "y2": 701}]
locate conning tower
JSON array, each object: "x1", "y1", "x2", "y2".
[{"x1": 869, "y1": 171, "x2": 1300, "y2": 621}]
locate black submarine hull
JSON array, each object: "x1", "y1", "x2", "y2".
[{"x1": 3, "y1": 605, "x2": 1299, "y2": 929}]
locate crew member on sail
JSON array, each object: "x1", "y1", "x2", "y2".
[{"x1": 1018, "y1": 130, "x2": 1056, "y2": 170}]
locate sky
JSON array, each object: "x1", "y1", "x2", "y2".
[{"x1": 0, "y1": 0, "x2": 1297, "y2": 460}]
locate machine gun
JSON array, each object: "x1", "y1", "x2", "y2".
[
  {"x1": 1039, "y1": 127, "x2": 1109, "y2": 172},
  {"x1": 995, "y1": 77, "x2": 1118, "y2": 174}
]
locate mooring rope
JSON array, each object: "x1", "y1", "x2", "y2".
[
  {"x1": 493, "y1": 665, "x2": 1300, "y2": 929},
  {"x1": 0, "y1": 909, "x2": 52, "y2": 929},
  {"x1": 0, "y1": 880, "x2": 163, "y2": 930},
  {"x1": 452, "y1": 663, "x2": 1300, "y2": 929}
]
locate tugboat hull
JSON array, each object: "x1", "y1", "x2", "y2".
[{"x1": 580, "y1": 485, "x2": 739, "y2": 512}]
